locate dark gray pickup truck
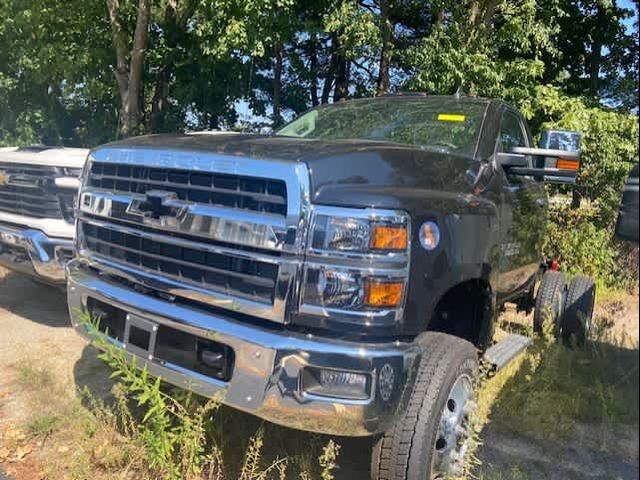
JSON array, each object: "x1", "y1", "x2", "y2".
[{"x1": 68, "y1": 95, "x2": 595, "y2": 479}]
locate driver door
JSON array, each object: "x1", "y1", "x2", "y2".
[{"x1": 496, "y1": 108, "x2": 546, "y2": 299}]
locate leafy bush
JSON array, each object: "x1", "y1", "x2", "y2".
[{"x1": 545, "y1": 202, "x2": 637, "y2": 291}]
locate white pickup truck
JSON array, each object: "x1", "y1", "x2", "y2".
[{"x1": 0, "y1": 146, "x2": 88, "y2": 285}]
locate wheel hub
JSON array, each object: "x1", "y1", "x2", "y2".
[{"x1": 431, "y1": 374, "x2": 474, "y2": 479}]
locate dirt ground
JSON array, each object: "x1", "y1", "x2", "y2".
[{"x1": 0, "y1": 266, "x2": 638, "y2": 479}]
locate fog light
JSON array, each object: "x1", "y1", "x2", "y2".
[{"x1": 302, "y1": 367, "x2": 370, "y2": 400}]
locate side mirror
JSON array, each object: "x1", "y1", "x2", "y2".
[
  {"x1": 615, "y1": 165, "x2": 639, "y2": 243},
  {"x1": 497, "y1": 129, "x2": 582, "y2": 184}
]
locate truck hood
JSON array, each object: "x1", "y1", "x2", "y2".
[
  {"x1": 0, "y1": 147, "x2": 89, "y2": 168},
  {"x1": 95, "y1": 133, "x2": 476, "y2": 208}
]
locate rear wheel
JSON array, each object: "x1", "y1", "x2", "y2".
[
  {"x1": 371, "y1": 332, "x2": 478, "y2": 480},
  {"x1": 562, "y1": 276, "x2": 596, "y2": 347},
  {"x1": 533, "y1": 271, "x2": 567, "y2": 337}
]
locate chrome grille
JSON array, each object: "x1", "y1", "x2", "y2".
[
  {"x1": 88, "y1": 162, "x2": 287, "y2": 216},
  {"x1": 82, "y1": 221, "x2": 279, "y2": 303},
  {"x1": 0, "y1": 162, "x2": 63, "y2": 219},
  {"x1": 77, "y1": 147, "x2": 310, "y2": 324}
]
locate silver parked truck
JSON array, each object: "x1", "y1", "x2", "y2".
[{"x1": 0, "y1": 146, "x2": 87, "y2": 284}]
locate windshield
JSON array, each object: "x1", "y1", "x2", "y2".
[{"x1": 276, "y1": 97, "x2": 487, "y2": 155}]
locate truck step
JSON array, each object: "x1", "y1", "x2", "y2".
[{"x1": 483, "y1": 334, "x2": 533, "y2": 373}]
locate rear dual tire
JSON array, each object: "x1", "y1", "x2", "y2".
[
  {"x1": 563, "y1": 275, "x2": 596, "y2": 347},
  {"x1": 371, "y1": 332, "x2": 478, "y2": 480},
  {"x1": 534, "y1": 271, "x2": 596, "y2": 346},
  {"x1": 533, "y1": 271, "x2": 568, "y2": 336}
]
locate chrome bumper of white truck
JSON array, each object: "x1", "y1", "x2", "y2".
[
  {"x1": 0, "y1": 223, "x2": 73, "y2": 284},
  {"x1": 67, "y1": 260, "x2": 421, "y2": 437}
]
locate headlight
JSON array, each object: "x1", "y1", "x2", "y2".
[
  {"x1": 310, "y1": 209, "x2": 409, "y2": 253},
  {"x1": 303, "y1": 267, "x2": 406, "y2": 310},
  {"x1": 300, "y1": 206, "x2": 410, "y2": 326}
]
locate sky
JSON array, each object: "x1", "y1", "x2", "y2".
[{"x1": 620, "y1": 0, "x2": 639, "y2": 30}]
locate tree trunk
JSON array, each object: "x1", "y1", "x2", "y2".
[
  {"x1": 106, "y1": 0, "x2": 151, "y2": 137},
  {"x1": 309, "y1": 33, "x2": 319, "y2": 106},
  {"x1": 106, "y1": 0, "x2": 130, "y2": 125},
  {"x1": 333, "y1": 34, "x2": 349, "y2": 102},
  {"x1": 321, "y1": 73, "x2": 334, "y2": 104},
  {"x1": 150, "y1": 65, "x2": 172, "y2": 132},
  {"x1": 588, "y1": 4, "x2": 605, "y2": 96},
  {"x1": 376, "y1": 0, "x2": 392, "y2": 96},
  {"x1": 272, "y1": 41, "x2": 283, "y2": 127},
  {"x1": 321, "y1": 33, "x2": 338, "y2": 104},
  {"x1": 150, "y1": 2, "x2": 192, "y2": 133},
  {"x1": 126, "y1": 0, "x2": 151, "y2": 134},
  {"x1": 334, "y1": 58, "x2": 349, "y2": 101}
]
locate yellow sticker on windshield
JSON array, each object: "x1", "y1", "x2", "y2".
[{"x1": 437, "y1": 113, "x2": 466, "y2": 122}]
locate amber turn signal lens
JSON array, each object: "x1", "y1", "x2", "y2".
[
  {"x1": 364, "y1": 280, "x2": 405, "y2": 308},
  {"x1": 557, "y1": 159, "x2": 580, "y2": 171},
  {"x1": 370, "y1": 225, "x2": 408, "y2": 251}
]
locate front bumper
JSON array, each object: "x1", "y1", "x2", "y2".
[
  {"x1": 0, "y1": 223, "x2": 73, "y2": 284},
  {"x1": 67, "y1": 261, "x2": 420, "y2": 437}
]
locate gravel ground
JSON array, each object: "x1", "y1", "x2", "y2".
[{"x1": 0, "y1": 266, "x2": 638, "y2": 479}]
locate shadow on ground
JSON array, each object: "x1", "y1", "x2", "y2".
[{"x1": 0, "y1": 272, "x2": 69, "y2": 328}]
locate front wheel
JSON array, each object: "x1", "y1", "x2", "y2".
[{"x1": 371, "y1": 332, "x2": 478, "y2": 480}]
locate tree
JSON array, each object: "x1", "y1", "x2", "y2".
[
  {"x1": 106, "y1": 0, "x2": 151, "y2": 137},
  {"x1": 0, "y1": 0, "x2": 116, "y2": 146},
  {"x1": 543, "y1": 0, "x2": 638, "y2": 110},
  {"x1": 403, "y1": 0, "x2": 560, "y2": 101}
]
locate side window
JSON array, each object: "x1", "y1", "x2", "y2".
[
  {"x1": 498, "y1": 110, "x2": 529, "y2": 153},
  {"x1": 497, "y1": 110, "x2": 533, "y2": 172}
]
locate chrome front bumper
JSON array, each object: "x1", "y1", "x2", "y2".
[
  {"x1": 67, "y1": 261, "x2": 420, "y2": 437},
  {"x1": 0, "y1": 223, "x2": 73, "y2": 284}
]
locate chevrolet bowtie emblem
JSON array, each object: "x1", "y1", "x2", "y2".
[
  {"x1": 0, "y1": 171, "x2": 8, "y2": 186},
  {"x1": 128, "y1": 190, "x2": 178, "y2": 220}
]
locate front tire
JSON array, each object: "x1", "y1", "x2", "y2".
[{"x1": 371, "y1": 332, "x2": 478, "y2": 480}]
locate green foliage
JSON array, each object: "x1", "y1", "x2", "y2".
[
  {"x1": 516, "y1": 84, "x2": 640, "y2": 291},
  {"x1": 545, "y1": 203, "x2": 620, "y2": 288},
  {"x1": 520, "y1": 85, "x2": 640, "y2": 222},
  {"x1": 324, "y1": 1, "x2": 381, "y2": 60},
  {"x1": 318, "y1": 440, "x2": 341, "y2": 480},
  {"x1": 194, "y1": 0, "x2": 295, "y2": 58},
  {"x1": 403, "y1": 0, "x2": 559, "y2": 102}
]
